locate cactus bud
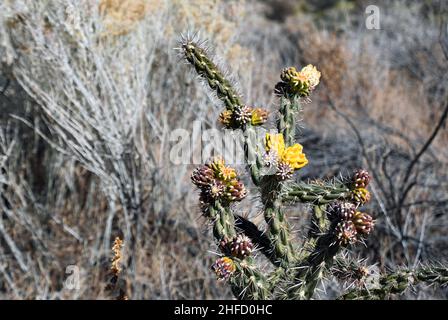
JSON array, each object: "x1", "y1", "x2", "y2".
[
  {"x1": 206, "y1": 180, "x2": 226, "y2": 200},
  {"x1": 219, "y1": 110, "x2": 233, "y2": 128},
  {"x1": 329, "y1": 202, "x2": 356, "y2": 221},
  {"x1": 230, "y1": 234, "x2": 254, "y2": 259},
  {"x1": 352, "y1": 211, "x2": 375, "y2": 235},
  {"x1": 191, "y1": 165, "x2": 215, "y2": 187},
  {"x1": 352, "y1": 169, "x2": 371, "y2": 189},
  {"x1": 335, "y1": 221, "x2": 358, "y2": 246},
  {"x1": 351, "y1": 187, "x2": 371, "y2": 205},
  {"x1": 277, "y1": 65, "x2": 320, "y2": 97},
  {"x1": 280, "y1": 67, "x2": 299, "y2": 83},
  {"x1": 251, "y1": 108, "x2": 269, "y2": 126},
  {"x1": 225, "y1": 179, "x2": 247, "y2": 201},
  {"x1": 233, "y1": 105, "x2": 252, "y2": 126},
  {"x1": 211, "y1": 257, "x2": 236, "y2": 281}
]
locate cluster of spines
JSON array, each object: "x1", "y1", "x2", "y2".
[{"x1": 331, "y1": 256, "x2": 370, "y2": 289}]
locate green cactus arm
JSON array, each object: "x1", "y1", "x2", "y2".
[
  {"x1": 208, "y1": 201, "x2": 237, "y2": 240},
  {"x1": 282, "y1": 182, "x2": 351, "y2": 205},
  {"x1": 243, "y1": 126, "x2": 263, "y2": 186},
  {"x1": 258, "y1": 175, "x2": 298, "y2": 268},
  {"x1": 182, "y1": 41, "x2": 243, "y2": 111},
  {"x1": 182, "y1": 40, "x2": 264, "y2": 187},
  {"x1": 264, "y1": 205, "x2": 297, "y2": 267},
  {"x1": 207, "y1": 201, "x2": 271, "y2": 300},
  {"x1": 290, "y1": 231, "x2": 341, "y2": 299},
  {"x1": 339, "y1": 265, "x2": 448, "y2": 300},
  {"x1": 307, "y1": 205, "x2": 329, "y2": 239},
  {"x1": 277, "y1": 95, "x2": 302, "y2": 146},
  {"x1": 230, "y1": 258, "x2": 270, "y2": 300},
  {"x1": 233, "y1": 213, "x2": 277, "y2": 265},
  {"x1": 414, "y1": 265, "x2": 448, "y2": 284},
  {"x1": 330, "y1": 255, "x2": 369, "y2": 284}
]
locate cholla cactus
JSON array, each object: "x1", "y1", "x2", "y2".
[{"x1": 182, "y1": 37, "x2": 448, "y2": 300}]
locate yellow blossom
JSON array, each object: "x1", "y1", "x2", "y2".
[
  {"x1": 281, "y1": 144, "x2": 308, "y2": 169},
  {"x1": 219, "y1": 166, "x2": 237, "y2": 181},
  {"x1": 299, "y1": 64, "x2": 321, "y2": 89},
  {"x1": 265, "y1": 133, "x2": 285, "y2": 156},
  {"x1": 265, "y1": 133, "x2": 308, "y2": 170},
  {"x1": 210, "y1": 157, "x2": 236, "y2": 181}
]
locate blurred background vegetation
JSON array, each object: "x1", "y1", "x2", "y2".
[{"x1": 0, "y1": 0, "x2": 447, "y2": 299}]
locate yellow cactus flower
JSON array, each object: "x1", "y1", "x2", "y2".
[
  {"x1": 300, "y1": 64, "x2": 321, "y2": 89},
  {"x1": 281, "y1": 144, "x2": 308, "y2": 169},
  {"x1": 219, "y1": 166, "x2": 237, "y2": 181},
  {"x1": 265, "y1": 133, "x2": 308, "y2": 171},
  {"x1": 265, "y1": 133, "x2": 285, "y2": 156},
  {"x1": 209, "y1": 157, "x2": 237, "y2": 181},
  {"x1": 209, "y1": 157, "x2": 225, "y2": 172}
]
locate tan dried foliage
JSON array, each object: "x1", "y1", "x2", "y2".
[{"x1": 99, "y1": 0, "x2": 162, "y2": 36}]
